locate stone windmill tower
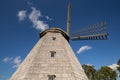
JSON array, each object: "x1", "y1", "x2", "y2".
[{"x1": 10, "y1": 2, "x2": 108, "y2": 80}]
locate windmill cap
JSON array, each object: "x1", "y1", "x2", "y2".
[{"x1": 40, "y1": 28, "x2": 69, "y2": 41}]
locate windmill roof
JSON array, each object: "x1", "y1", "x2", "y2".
[{"x1": 40, "y1": 28, "x2": 69, "y2": 41}]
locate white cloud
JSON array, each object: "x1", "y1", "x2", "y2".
[
  {"x1": 12, "y1": 56, "x2": 22, "y2": 68},
  {"x1": 17, "y1": 10, "x2": 27, "y2": 21},
  {"x1": 29, "y1": 7, "x2": 42, "y2": 23},
  {"x1": 17, "y1": 6, "x2": 50, "y2": 31},
  {"x1": 25, "y1": 0, "x2": 33, "y2": 6},
  {"x1": 77, "y1": 45, "x2": 92, "y2": 54},
  {"x1": 108, "y1": 64, "x2": 119, "y2": 71},
  {"x1": 29, "y1": 7, "x2": 49, "y2": 31},
  {"x1": 3, "y1": 56, "x2": 22, "y2": 68},
  {"x1": 85, "y1": 64, "x2": 93, "y2": 66},
  {"x1": 45, "y1": 16, "x2": 52, "y2": 21},
  {"x1": 3, "y1": 57, "x2": 13, "y2": 63}
]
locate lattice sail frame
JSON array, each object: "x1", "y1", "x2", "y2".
[{"x1": 71, "y1": 21, "x2": 108, "y2": 40}]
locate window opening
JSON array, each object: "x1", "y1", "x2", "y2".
[
  {"x1": 48, "y1": 75, "x2": 56, "y2": 80},
  {"x1": 50, "y1": 51, "x2": 56, "y2": 57},
  {"x1": 52, "y1": 37, "x2": 56, "y2": 40}
]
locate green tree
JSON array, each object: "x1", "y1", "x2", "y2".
[
  {"x1": 82, "y1": 64, "x2": 97, "y2": 80},
  {"x1": 117, "y1": 66, "x2": 120, "y2": 77},
  {"x1": 117, "y1": 59, "x2": 120, "y2": 65},
  {"x1": 82, "y1": 65, "x2": 117, "y2": 80},
  {"x1": 97, "y1": 66, "x2": 117, "y2": 80},
  {"x1": 117, "y1": 59, "x2": 120, "y2": 77}
]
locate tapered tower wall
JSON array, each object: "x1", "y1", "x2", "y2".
[{"x1": 10, "y1": 28, "x2": 88, "y2": 80}]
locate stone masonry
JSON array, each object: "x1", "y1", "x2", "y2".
[{"x1": 10, "y1": 28, "x2": 88, "y2": 80}]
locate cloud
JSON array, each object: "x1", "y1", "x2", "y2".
[
  {"x1": 17, "y1": 10, "x2": 27, "y2": 21},
  {"x1": 29, "y1": 7, "x2": 42, "y2": 22},
  {"x1": 17, "y1": 0, "x2": 50, "y2": 31},
  {"x1": 17, "y1": 7, "x2": 49, "y2": 31},
  {"x1": 3, "y1": 57, "x2": 13, "y2": 63},
  {"x1": 77, "y1": 45, "x2": 92, "y2": 54},
  {"x1": 29, "y1": 7, "x2": 49, "y2": 31},
  {"x1": 24, "y1": 0, "x2": 33, "y2": 6},
  {"x1": 3, "y1": 56, "x2": 22, "y2": 68},
  {"x1": 108, "y1": 64, "x2": 119, "y2": 71},
  {"x1": 12, "y1": 56, "x2": 22, "y2": 68},
  {"x1": 85, "y1": 64, "x2": 93, "y2": 66},
  {"x1": 45, "y1": 16, "x2": 52, "y2": 21}
]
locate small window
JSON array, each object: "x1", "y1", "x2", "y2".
[
  {"x1": 52, "y1": 37, "x2": 56, "y2": 40},
  {"x1": 50, "y1": 51, "x2": 56, "y2": 57},
  {"x1": 48, "y1": 75, "x2": 56, "y2": 80}
]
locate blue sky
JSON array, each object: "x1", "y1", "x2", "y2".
[{"x1": 0, "y1": 0, "x2": 120, "y2": 80}]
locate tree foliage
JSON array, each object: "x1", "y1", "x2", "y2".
[
  {"x1": 117, "y1": 59, "x2": 120, "y2": 65},
  {"x1": 82, "y1": 65, "x2": 117, "y2": 80},
  {"x1": 97, "y1": 66, "x2": 117, "y2": 80},
  {"x1": 117, "y1": 66, "x2": 120, "y2": 72},
  {"x1": 117, "y1": 59, "x2": 120, "y2": 77},
  {"x1": 82, "y1": 64, "x2": 97, "y2": 80}
]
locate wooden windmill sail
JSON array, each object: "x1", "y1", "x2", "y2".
[
  {"x1": 10, "y1": 2, "x2": 108, "y2": 80},
  {"x1": 66, "y1": 2, "x2": 108, "y2": 40},
  {"x1": 67, "y1": 2, "x2": 71, "y2": 36},
  {"x1": 71, "y1": 21, "x2": 108, "y2": 40}
]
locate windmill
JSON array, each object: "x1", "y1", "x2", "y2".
[
  {"x1": 67, "y1": 2, "x2": 108, "y2": 41},
  {"x1": 71, "y1": 21, "x2": 108, "y2": 40},
  {"x1": 10, "y1": 2, "x2": 108, "y2": 80}
]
